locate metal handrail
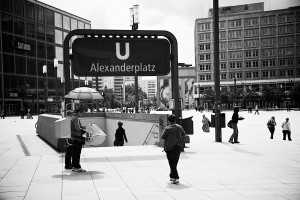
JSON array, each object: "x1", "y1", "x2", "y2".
[{"x1": 143, "y1": 124, "x2": 159, "y2": 145}]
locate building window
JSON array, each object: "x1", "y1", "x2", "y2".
[
  {"x1": 219, "y1": 32, "x2": 226, "y2": 39},
  {"x1": 26, "y1": 1, "x2": 35, "y2": 20},
  {"x1": 278, "y1": 25, "x2": 294, "y2": 34},
  {"x1": 205, "y1": 64, "x2": 211, "y2": 70},
  {"x1": 228, "y1": 30, "x2": 242, "y2": 38},
  {"x1": 262, "y1": 71, "x2": 268, "y2": 78},
  {"x1": 246, "y1": 72, "x2": 251, "y2": 78},
  {"x1": 228, "y1": 40, "x2": 242, "y2": 49},
  {"x1": 14, "y1": 16, "x2": 25, "y2": 36},
  {"x1": 206, "y1": 74, "x2": 211, "y2": 80},
  {"x1": 205, "y1": 54, "x2": 211, "y2": 60},
  {"x1": 63, "y1": 15, "x2": 70, "y2": 30},
  {"x1": 261, "y1": 37, "x2": 276, "y2": 46},
  {"x1": 220, "y1": 63, "x2": 226, "y2": 70},
  {"x1": 261, "y1": 27, "x2": 276, "y2": 36},
  {"x1": 36, "y1": 6, "x2": 44, "y2": 23},
  {"x1": 221, "y1": 73, "x2": 227, "y2": 80},
  {"x1": 278, "y1": 47, "x2": 294, "y2": 56},
  {"x1": 220, "y1": 52, "x2": 227, "y2": 60},
  {"x1": 37, "y1": 42, "x2": 45, "y2": 59},
  {"x1": 244, "y1": 28, "x2": 259, "y2": 37},
  {"x1": 261, "y1": 15, "x2": 276, "y2": 25},
  {"x1": 245, "y1": 50, "x2": 259, "y2": 58},
  {"x1": 219, "y1": 21, "x2": 226, "y2": 29},
  {"x1": 244, "y1": 39, "x2": 259, "y2": 48},
  {"x1": 36, "y1": 24, "x2": 45, "y2": 41},
  {"x1": 27, "y1": 58, "x2": 36, "y2": 75},
  {"x1": 287, "y1": 69, "x2": 294, "y2": 76},
  {"x1": 199, "y1": 75, "x2": 205, "y2": 80},
  {"x1": 219, "y1": 42, "x2": 226, "y2": 50},
  {"x1": 245, "y1": 17, "x2": 258, "y2": 26},
  {"x1": 3, "y1": 54, "x2": 15, "y2": 73},
  {"x1": 236, "y1": 73, "x2": 242, "y2": 79},
  {"x1": 55, "y1": 30, "x2": 63, "y2": 45},
  {"x1": 279, "y1": 70, "x2": 285, "y2": 77},
  {"x1": 229, "y1": 19, "x2": 242, "y2": 28},
  {"x1": 198, "y1": 22, "x2": 211, "y2": 31},
  {"x1": 1, "y1": 13, "x2": 13, "y2": 33},
  {"x1": 278, "y1": 13, "x2": 294, "y2": 23},
  {"x1": 270, "y1": 71, "x2": 275, "y2": 77},
  {"x1": 278, "y1": 36, "x2": 294, "y2": 45},
  {"x1": 16, "y1": 56, "x2": 26, "y2": 74},
  {"x1": 261, "y1": 49, "x2": 276, "y2": 57},
  {"x1": 45, "y1": 9, "x2": 54, "y2": 26},
  {"x1": 253, "y1": 71, "x2": 259, "y2": 78},
  {"x1": 229, "y1": 51, "x2": 243, "y2": 59}
]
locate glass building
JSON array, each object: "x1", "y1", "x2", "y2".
[{"x1": 0, "y1": 0, "x2": 91, "y2": 116}]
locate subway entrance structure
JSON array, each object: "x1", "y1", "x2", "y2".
[{"x1": 63, "y1": 29, "x2": 181, "y2": 122}]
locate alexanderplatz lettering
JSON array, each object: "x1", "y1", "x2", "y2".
[{"x1": 72, "y1": 38, "x2": 170, "y2": 76}]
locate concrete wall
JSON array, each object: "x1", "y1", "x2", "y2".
[{"x1": 36, "y1": 112, "x2": 169, "y2": 151}]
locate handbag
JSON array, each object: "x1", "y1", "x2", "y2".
[{"x1": 227, "y1": 120, "x2": 233, "y2": 128}]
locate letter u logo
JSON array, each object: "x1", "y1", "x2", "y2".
[{"x1": 116, "y1": 43, "x2": 130, "y2": 60}]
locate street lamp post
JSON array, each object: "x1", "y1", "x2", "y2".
[
  {"x1": 130, "y1": 5, "x2": 140, "y2": 113},
  {"x1": 43, "y1": 65, "x2": 48, "y2": 113}
]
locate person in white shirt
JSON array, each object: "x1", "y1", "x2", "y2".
[{"x1": 282, "y1": 118, "x2": 292, "y2": 141}]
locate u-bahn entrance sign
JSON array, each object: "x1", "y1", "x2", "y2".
[
  {"x1": 63, "y1": 29, "x2": 181, "y2": 122},
  {"x1": 72, "y1": 38, "x2": 170, "y2": 76}
]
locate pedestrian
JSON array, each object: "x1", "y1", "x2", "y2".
[
  {"x1": 70, "y1": 108, "x2": 86, "y2": 172},
  {"x1": 254, "y1": 105, "x2": 259, "y2": 115},
  {"x1": 202, "y1": 114, "x2": 210, "y2": 133},
  {"x1": 0, "y1": 110, "x2": 5, "y2": 119},
  {"x1": 114, "y1": 121, "x2": 128, "y2": 146},
  {"x1": 27, "y1": 109, "x2": 33, "y2": 119},
  {"x1": 267, "y1": 116, "x2": 276, "y2": 139},
  {"x1": 20, "y1": 109, "x2": 25, "y2": 119},
  {"x1": 228, "y1": 107, "x2": 244, "y2": 144},
  {"x1": 161, "y1": 114, "x2": 186, "y2": 184},
  {"x1": 282, "y1": 118, "x2": 292, "y2": 141}
]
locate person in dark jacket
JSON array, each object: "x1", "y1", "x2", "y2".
[
  {"x1": 228, "y1": 107, "x2": 244, "y2": 144},
  {"x1": 114, "y1": 121, "x2": 128, "y2": 146},
  {"x1": 267, "y1": 116, "x2": 277, "y2": 139},
  {"x1": 69, "y1": 109, "x2": 86, "y2": 172},
  {"x1": 161, "y1": 114, "x2": 186, "y2": 184}
]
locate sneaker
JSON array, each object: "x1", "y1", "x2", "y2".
[
  {"x1": 172, "y1": 179, "x2": 179, "y2": 184},
  {"x1": 228, "y1": 140, "x2": 234, "y2": 144},
  {"x1": 65, "y1": 165, "x2": 73, "y2": 169},
  {"x1": 234, "y1": 141, "x2": 240, "y2": 143},
  {"x1": 170, "y1": 178, "x2": 175, "y2": 182},
  {"x1": 72, "y1": 168, "x2": 86, "y2": 172}
]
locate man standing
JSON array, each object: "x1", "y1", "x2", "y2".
[
  {"x1": 228, "y1": 107, "x2": 244, "y2": 144},
  {"x1": 70, "y1": 109, "x2": 86, "y2": 172},
  {"x1": 162, "y1": 114, "x2": 186, "y2": 184}
]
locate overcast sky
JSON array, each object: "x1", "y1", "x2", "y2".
[{"x1": 41, "y1": 0, "x2": 300, "y2": 66}]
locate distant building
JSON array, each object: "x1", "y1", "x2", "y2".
[
  {"x1": 0, "y1": 0, "x2": 91, "y2": 115},
  {"x1": 194, "y1": 2, "x2": 300, "y2": 109}
]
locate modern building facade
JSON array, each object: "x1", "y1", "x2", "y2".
[
  {"x1": 194, "y1": 2, "x2": 300, "y2": 108},
  {"x1": 0, "y1": 0, "x2": 91, "y2": 115}
]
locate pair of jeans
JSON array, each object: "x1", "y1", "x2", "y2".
[
  {"x1": 282, "y1": 130, "x2": 291, "y2": 140},
  {"x1": 229, "y1": 123, "x2": 238, "y2": 142},
  {"x1": 166, "y1": 145, "x2": 182, "y2": 179},
  {"x1": 268, "y1": 126, "x2": 275, "y2": 139},
  {"x1": 65, "y1": 145, "x2": 73, "y2": 167},
  {"x1": 72, "y1": 139, "x2": 83, "y2": 168}
]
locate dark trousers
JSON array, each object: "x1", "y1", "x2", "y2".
[
  {"x1": 282, "y1": 130, "x2": 291, "y2": 140},
  {"x1": 229, "y1": 123, "x2": 239, "y2": 142},
  {"x1": 268, "y1": 127, "x2": 275, "y2": 139},
  {"x1": 72, "y1": 139, "x2": 83, "y2": 168},
  {"x1": 166, "y1": 145, "x2": 182, "y2": 179},
  {"x1": 114, "y1": 140, "x2": 124, "y2": 146},
  {"x1": 65, "y1": 145, "x2": 73, "y2": 167}
]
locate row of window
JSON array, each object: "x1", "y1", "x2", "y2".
[
  {"x1": 199, "y1": 69, "x2": 298, "y2": 81},
  {"x1": 1, "y1": 13, "x2": 89, "y2": 45},
  {"x1": 198, "y1": 58, "x2": 296, "y2": 71},
  {"x1": 198, "y1": 47, "x2": 300, "y2": 61},
  {"x1": 197, "y1": 24, "x2": 300, "y2": 41},
  {"x1": 199, "y1": 35, "x2": 300, "y2": 51},
  {"x1": 1, "y1": 1, "x2": 90, "y2": 31},
  {"x1": 197, "y1": 13, "x2": 300, "y2": 31},
  {"x1": 2, "y1": 53, "x2": 56, "y2": 77}
]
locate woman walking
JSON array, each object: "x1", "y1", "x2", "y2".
[
  {"x1": 267, "y1": 116, "x2": 277, "y2": 139},
  {"x1": 114, "y1": 121, "x2": 128, "y2": 146}
]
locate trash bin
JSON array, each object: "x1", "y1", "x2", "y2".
[
  {"x1": 181, "y1": 116, "x2": 193, "y2": 135},
  {"x1": 211, "y1": 113, "x2": 226, "y2": 128}
]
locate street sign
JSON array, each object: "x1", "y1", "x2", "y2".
[{"x1": 72, "y1": 38, "x2": 170, "y2": 76}]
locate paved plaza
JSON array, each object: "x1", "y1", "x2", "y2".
[{"x1": 0, "y1": 110, "x2": 300, "y2": 200}]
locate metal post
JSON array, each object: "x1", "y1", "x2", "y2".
[
  {"x1": 234, "y1": 77, "x2": 237, "y2": 106},
  {"x1": 213, "y1": 0, "x2": 222, "y2": 142}
]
